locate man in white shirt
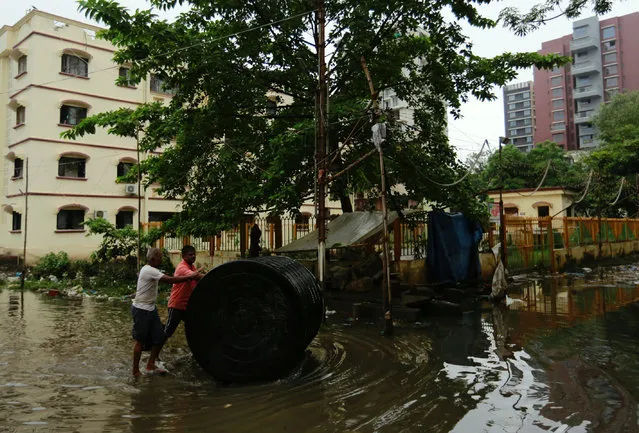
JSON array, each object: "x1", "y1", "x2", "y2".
[{"x1": 131, "y1": 247, "x2": 199, "y2": 376}]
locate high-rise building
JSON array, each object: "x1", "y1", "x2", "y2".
[
  {"x1": 502, "y1": 81, "x2": 535, "y2": 152},
  {"x1": 0, "y1": 10, "x2": 182, "y2": 261},
  {"x1": 534, "y1": 12, "x2": 639, "y2": 150}
]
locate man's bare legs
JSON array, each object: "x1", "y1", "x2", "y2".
[
  {"x1": 146, "y1": 344, "x2": 162, "y2": 372},
  {"x1": 132, "y1": 341, "x2": 143, "y2": 377},
  {"x1": 132, "y1": 341, "x2": 163, "y2": 376}
]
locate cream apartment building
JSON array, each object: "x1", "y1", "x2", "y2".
[{"x1": 0, "y1": 10, "x2": 182, "y2": 262}]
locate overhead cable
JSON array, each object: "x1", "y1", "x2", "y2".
[
  {"x1": 573, "y1": 170, "x2": 594, "y2": 204},
  {"x1": 423, "y1": 139, "x2": 489, "y2": 187},
  {"x1": 608, "y1": 177, "x2": 626, "y2": 206},
  {"x1": 515, "y1": 160, "x2": 552, "y2": 197}
]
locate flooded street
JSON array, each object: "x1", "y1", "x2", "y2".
[{"x1": 3, "y1": 265, "x2": 639, "y2": 432}]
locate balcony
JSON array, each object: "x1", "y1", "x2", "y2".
[
  {"x1": 574, "y1": 110, "x2": 595, "y2": 124},
  {"x1": 572, "y1": 60, "x2": 601, "y2": 76},
  {"x1": 574, "y1": 84, "x2": 602, "y2": 100},
  {"x1": 570, "y1": 36, "x2": 598, "y2": 52},
  {"x1": 576, "y1": 101, "x2": 597, "y2": 112},
  {"x1": 579, "y1": 136, "x2": 599, "y2": 148},
  {"x1": 578, "y1": 125, "x2": 596, "y2": 136}
]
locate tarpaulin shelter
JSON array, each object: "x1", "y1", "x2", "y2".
[
  {"x1": 276, "y1": 211, "x2": 415, "y2": 253},
  {"x1": 426, "y1": 211, "x2": 482, "y2": 285}
]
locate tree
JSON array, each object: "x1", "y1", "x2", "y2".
[
  {"x1": 64, "y1": 0, "x2": 567, "y2": 235},
  {"x1": 476, "y1": 141, "x2": 584, "y2": 191},
  {"x1": 84, "y1": 217, "x2": 164, "y2": 262},
  {"x1": 583, "y1": 91, "x2": 639, "y2": 217},
  {"x1": 500, "y1": 0, "x2": 616, "y2": 36}
]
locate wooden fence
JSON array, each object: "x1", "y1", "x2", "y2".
[
  {"x1": 485, "y1": 216, "x2": 639, "y2": 273},
  {"x1": 147, "y1": 213, "x2": 429, "y2": 260}
]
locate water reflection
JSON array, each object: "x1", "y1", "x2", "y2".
[{"x1": 2, "y1": 266, "x2": 639, "y2": 431}]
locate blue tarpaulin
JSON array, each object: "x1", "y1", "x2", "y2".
[{"x1": 426, "y1": 211, "x2": 483, "y2": 285}]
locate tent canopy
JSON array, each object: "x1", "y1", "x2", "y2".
[{"x1": 276, "y1": 210, "x2": 416, "y2": 253}]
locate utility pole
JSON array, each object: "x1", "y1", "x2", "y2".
[
  {"x1": 136, "y1": 132, "x2": 142, "y2": 272},
  {"x1": 20, "y1": 158, "x2": 29, "y2": 290},
  {"x1": 361, "y1": 56, "x2": 393, "y2": 336},
  {"x1": 498, "y1": 137, "x2": 509, "y2": 269},
  {"x1": 315, "y1": 0, "x2": 328, "y2": 290}
]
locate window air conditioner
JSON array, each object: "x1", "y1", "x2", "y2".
[
  {"x1": 125, "y1": 184, "x2": 137, "y2": 195},
  {"x1": 94, "y1": 210, "x2": 107, "y2": 219}
]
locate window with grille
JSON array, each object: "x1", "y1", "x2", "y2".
[
  {"x1": 150, "y1": 74, "x2": 176, "y2": 95},
  {"x1": 12, "y1": 212, "x2": 21, "y2": 231},
  {"x1": 117, "y1": 162, "x2": 133, "y2": 177},
  {"x1": 17, "y1": 55, "x2": 27, "y2": 75},
  {"x1": 118, "y1": 67, "x2": 132, "y2": 86},
  {"x1": 116, "y1": 211, "x2": 134, "y2": 229},
  {"x1": 13, "y1": 158, "x2": 23, "y2": 178},
  {"x1": 61, "y1": 54, "x2": 88, "y2": 77},
  {"x1": 16, "y1": 106, "x2": 25, "y2": 125},
  {"x1": 57, "y1": 209, "x2": 85, "y2": 230},
  {"x1": 60, "y1": 105, "x2": 87, "y2": 126},
  {"x1": 58, "y1": 157, "x2": 86, "y2": 178}
]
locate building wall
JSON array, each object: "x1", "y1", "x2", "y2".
[
  {"x1": 533, "y1": 12, "x2": 639, "y2": 151},
  {"x1": 603, "y1": 13, "x2": 639, "y2": 96},
  {"x1": 488, "y1": 189, "x2": 576, "y2": 218},
  {"x1": 0, "y1": 11, "x2": 181, "y2": 262},
  {"x1": 502, "y1": 81, "x2": 535, "y2": 152},
  {"x1": 534, "y1": 35, "x2": 574, "y2": 150}
]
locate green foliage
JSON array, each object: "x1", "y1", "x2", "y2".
[
  {"x1": 84, "y1": 217, "x2": 163, "y2": 262},
  {"x1": 64, "y1": 0, "x2": 571, "y2": 233},
  {"x1": 583, "y1": 91, "x2": 639, "y2": 217},
  {"x1": 477, "y1": 141, "x2": 585, "y2": 191},
  {"x1": 32, "y1": 252, "x2": 71, "y2": 279},
  {"x1": 500, "y1": 0, "x2": 615, "y2": 36},
  {"x1": 158, "y1": 248, "x2": 175, "y2": 276},
  {"x1": 594, "y1": 92, "x2": 639, "y2": 146}
]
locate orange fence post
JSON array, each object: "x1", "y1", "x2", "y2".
[{"x1": 547, "y1": 217, "x2": 556, "y2": 273}]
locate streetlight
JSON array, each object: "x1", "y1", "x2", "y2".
[{"x1": 498, "y1": 136, "x2": 510, "y2": 269}]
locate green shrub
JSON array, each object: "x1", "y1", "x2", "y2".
[
  {"x1": 70, "y1": 259, "x2": 99, "y2": 279},
  {"x1": 32, "y1": 252, "x2": 71, "y2": 279},
  {"x1": 158, "y1": 248, "x2": 175, "y2": 276}
]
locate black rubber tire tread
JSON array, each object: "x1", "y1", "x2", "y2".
[{"x1": 185, "y1": 256, "x2": 323, "y2": 383}]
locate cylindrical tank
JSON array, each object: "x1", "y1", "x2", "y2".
[{"x1": 185, "y1": 256, "x2": 324, "y2": 383}]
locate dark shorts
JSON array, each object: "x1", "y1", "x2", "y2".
[
  {"x1": 164, "y1": 307, "x2": 186, "y2": 338},
  {"x1": 131, "y1": 305, "x2": 165, "y2": 348}
]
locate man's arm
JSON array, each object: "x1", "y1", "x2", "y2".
[{"x1": 160, "y1": 271, "x2": 198, "y2": 285}]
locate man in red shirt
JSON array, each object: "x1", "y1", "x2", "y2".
[{"x1": 163, "y1": 245, "x2": 203, "y2": 343}]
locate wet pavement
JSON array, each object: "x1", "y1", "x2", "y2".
[{"x1": 2, "y1": 263, "x2": 639, "y2": 432}]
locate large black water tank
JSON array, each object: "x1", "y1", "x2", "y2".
[{"x1": 185, "y1": 256, "x2": 324, "y2": 383}]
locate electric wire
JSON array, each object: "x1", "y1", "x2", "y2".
[
  {"x1": 573, "y1": 170, "x2": 594, "y2": 204},
  {"x1": 514, "y1": 160, "x2": 552, "y2": 197},
  {"x1": 608, "y1": 177, "x2": 626, "y2": 206}
]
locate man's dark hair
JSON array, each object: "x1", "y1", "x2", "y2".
[{"x1": 181, "y1": 245, "x2": 196, "y2": 256}]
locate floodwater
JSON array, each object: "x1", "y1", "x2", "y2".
[{"x1": 3, "y1": 265, "x2": 639, "y2": 432}]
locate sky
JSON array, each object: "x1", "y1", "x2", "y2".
[{"x1": 2, "y1": 0, "x2": 638, "y2": 161}]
